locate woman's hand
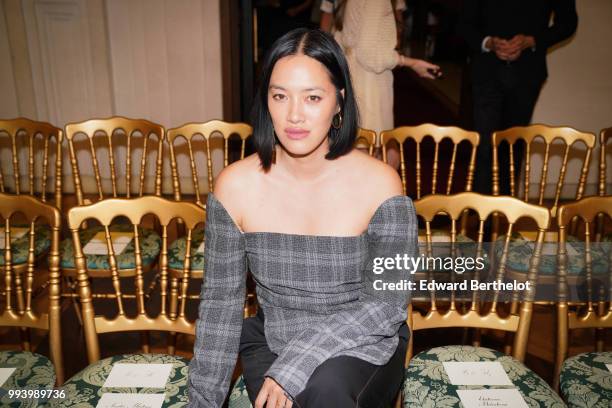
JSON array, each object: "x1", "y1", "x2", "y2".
[
  {"x1": 255, "y1": 377, "x2": 293, "y2": 408},
  {"x1": 399, "y1": 56, "x2": 441, "y2": 79}
]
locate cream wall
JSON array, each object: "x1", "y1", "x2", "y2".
[
  {"x1": 0, "y1": 0, "x2": 224, "y2": 195},
  {"x1": 531, "y1": 0, "x2": 612, "y2": 197}
]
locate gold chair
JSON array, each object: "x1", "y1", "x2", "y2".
[
  {"x1": 355, "y1": 127, "x2": 376, "y2": 156},
  {"x1": 0, "y1": 193, "x2": 63, "y2": 389},
  {"x1": 492, "y1": 125, "x2": 596, "y2": 218},
  {"x1": 595, "y1": 128, "x2": 611, "y2": 242},
  {"x1": 598, "y1": 128, "x2": 611, "y2": 196},
  {"x1": 0, "y1": 118, "x2": 63, "y2": 209},
  {"x1": 167, "y1": 120, "x2": 252, "y2": 207},
  {"x1": 61, "y1": 117, "x2": 165, "y2": 277},
  {"x1": 56, "y1": 197, "x2": 204, "y2": 406},
  {"x1": 554, "y1": 196, "x2": 611, "y2": 400},
  {"x1": 400, "y1": 193, "x2": 564, "y2": 407},
  {"x1": 380, "y1": 124, "x2": 479, "y2": 198},
  {"x1": 65, "y1": 116, "x2": 165, "y2": 205}
]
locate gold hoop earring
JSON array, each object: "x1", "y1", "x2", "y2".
[{"x1": 332, "y1": 112, "x2": 342, "y2": 129}]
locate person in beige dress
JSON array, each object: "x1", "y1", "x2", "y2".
[{"x1": 321, "y1": 0, "x2": 439, "y2": 168}]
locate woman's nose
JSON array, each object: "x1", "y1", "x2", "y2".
[{"x1": 287, "y1": 98, "x2": 304, "y2": 124}]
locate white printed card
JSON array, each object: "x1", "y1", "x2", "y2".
[
  {"x1": 102, "y1": 363, "x2": 172, "y2": 388},
  {"x1": 0, "y1": 367, "x2": 17, "y2": 387},
  {"x1": 456, "y1": 389, "x2": 529, "y2": 408},
  {"x1": 83, "y1": 231, "x2": 133, "y2": 255},
  {"x1": 443, "y1": 362, "x2": 512, "y2": 385},
  {"x1": 96, "y1": 393, "x2": 165, "y2": 408}
]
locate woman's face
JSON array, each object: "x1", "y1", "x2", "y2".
[{"x1": 268, "y1": 53, "x2": 340, "y2": 158}]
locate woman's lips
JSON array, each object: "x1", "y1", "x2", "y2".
[{"x1": 285, "y1": 128, "x2": 310, "y2": 140}]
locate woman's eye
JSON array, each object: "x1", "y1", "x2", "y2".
[
  {"x1": 308, "y1": 95, "x2": 321, "y2": 102},
  {"x1": 272, "y1": 94, "x2": 286, "y2": 101}
]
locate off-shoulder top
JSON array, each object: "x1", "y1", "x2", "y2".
[{"x1": 188, "y1": 193, "x2": 418, "y2": 407}]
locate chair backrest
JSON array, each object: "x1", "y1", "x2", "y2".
[
  {"x1": 599, "y1": 127, "x2": 611, "y2": 196},
  {"x1": 554, "y1": 196, "x2": 612, "y2": 388},
  {"x1": 67, "y1": 196, "x2": 204, "y2": 363},
  {"x1": 65, "y1": 117, "x2": 165, "y2": 206},
  {"x1": 167, "y1": 120, "x2": 252, "y2": 206},
  {"x1": 0, "y1": 193, "x2": 63, "y2": 384},
  {"x1": 411, "y1": 192, "x2": 550, "y2": 362},
  {"x1": 355, "y1": 128, "x2": 376, "y2": 156},
  {"x1": 492, "y1": 125, "x2": 596, "y2": 217},
  {"x1": 0, "y1": 118, "x2": 63, "y2": 209},
  {"x1": 380, "y1": 124, "x2": 479, "y2": 198}
]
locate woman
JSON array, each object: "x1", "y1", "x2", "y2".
[
  {"x1": 188, "y1": 28, "x2": 417, "y2": 408},
  {"x1": 322, "y1": 0, "x2": 440, "y2": 168}
]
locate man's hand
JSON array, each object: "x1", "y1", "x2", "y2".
[
  {"x1": 255, "y1": 377, "x2": 293, "y2": 408},
  {"x1": 487, "y1": 35, "x2": 535, "y2": 62}
]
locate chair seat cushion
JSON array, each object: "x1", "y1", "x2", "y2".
[
  {"x1": 168, "y1": 226, "x2": 205, "y2": 271},
  {"x1": 0, "y1": 350, "x2": 56, "y2": 408},
  {"x1": 60, "y1": 224, "x2": 161, "y2": 270},
  {"x1": 560, "y1": 351, "x2": 612, "y2": 408},
  {"x1": 0, "y1": 225, "x2": 51, "y2": 266},
  {"x1": 228, "y1": 375, "x2": 252, "y2": 408},
  {"x1": 403, "y1": 345, "x2": 564, "y2": 407},
  {"x1": 495, "y1": 233, "x2": 609, "y2": 275},
  {"x1": 51, "y1": 353, "x2": 189, "y2": 407}
]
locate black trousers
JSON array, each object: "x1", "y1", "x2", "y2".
[
  {"x1": 472, "y1": 62, "x2": 544, "y2": 195},
  {"x1": 239, "y1": 309, "x2": 409, "y2": 408}
]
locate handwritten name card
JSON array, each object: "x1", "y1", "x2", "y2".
[
  {"x1": 96, "y1": 393, "x2": 165, "y2": 408},
  {"x1": 443, "y1": 362, "x2": 512, "y2": 386},
  {"x1": 0, "y1": 227, "x2": 29, "y2": 249},
  {"x1": 103, "y1": 363, "x2": 172, "y2": 388},
  {"x1": 0, "y1": 367, "x2": 17, "y2": 387},
  {"x1": 456, "y1": 389, "x2": 528, "y2": 408},
  {"x1": 83, "y1": 232, "x2": 133, "y2": 256}
]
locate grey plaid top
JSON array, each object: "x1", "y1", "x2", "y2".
[{"x1": 188, "y1": 193, "x2": 418, "y2": 406}]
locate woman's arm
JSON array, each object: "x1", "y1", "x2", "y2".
[
  {"x1": 187, "y1": 191, "x2": 247, "y2": 407},
  {"x1": 264, "y1": 195, "x2": 418, "y2": 399}
]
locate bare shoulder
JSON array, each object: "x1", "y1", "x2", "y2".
[
  {"x1": 345, "y1": 150, "x2": 403, "y2": 205},
  {"x1": 213, "y1": 154, "x2": 261, "y2": 225}
]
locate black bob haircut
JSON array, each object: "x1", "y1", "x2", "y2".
[{"x1": 251, "y1": 28, "x2": 359, "y2": 170}]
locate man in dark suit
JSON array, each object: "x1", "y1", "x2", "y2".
[{"x1": 459, "y1": 0, "x2": 578, "y2": 195}]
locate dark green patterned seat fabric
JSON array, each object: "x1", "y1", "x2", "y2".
[
  {"x1": 403, "y1": 345, "x2": 565, "y2": 407},
  {"x1": 60, "y1": 224, "x2": 161, "y2": 270},
  {"x1": 228, "y1": 375, "x2": 252, "y2": 408},
  {"x1": 0, "y1": 225, "x2": 51, "y2": 266},
  {"x1": 51, "y1": 353, "x2": 189, "y2": 407},
  {"x1": 168, "y1": 226, "x2": 205, "y2": 271},
  {"x1": 559, "y1": 351, "x2": 612, "y2": 408},
  {"x1": 0, "y1": 350, "x2": 56, "y2": 408},
  {"x1": 494, "y1": 233, "x2": 609, "y2": 275}
]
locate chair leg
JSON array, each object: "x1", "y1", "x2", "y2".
[
  {"x1": 140, "y1": 332, "x2": 150, "y2": 354},
  {"x1": 20, "y1": 327, "x2": 31, "y2": 351},
  {"x1": 167, "y1": 277, "x2": 179, "y2": 354}
]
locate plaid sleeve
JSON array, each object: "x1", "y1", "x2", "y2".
[
  {"x1": 265, "y1": 196, "x2": 417, "y2": 398},
  {"x1": 188, "y1": 196, "x2": 247, "y2": 407}
]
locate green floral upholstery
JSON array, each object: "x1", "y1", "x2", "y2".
[
  {"x1": 560, "y1": 351, "x2": 612, "y2": 408},
  {"x1": 60, "y1": 224, "x2": 161, "y2": 270},
  {"x1": 495, "y1": 233, "x2": 609, "y2": 276},
  {"x1": 0, "y1": 225, "x2": 51, "y2": 266},
  {"x1": 51, "y1": 353, "x2": 189, "y2": 407},
  {"x1": 168, "y1": 226, "x2": 205, "y2": 272},
  {"x1": 0, "y1": 350, "x2": 56, "y2": 408},
  {"x1": 403, "y1": 345, "x2": 565, "y2": 407},
  {"x1": 228, "y1": 375, "x2": 252, "y2": 408}
]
